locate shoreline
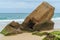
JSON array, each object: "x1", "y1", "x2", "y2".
[{"x1": 0, "y1": 17, "x2": 59, "y2": 21}]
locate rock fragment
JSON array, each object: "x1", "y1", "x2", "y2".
[{"x1": 1, "y1": 21, "x2": 23, "y2": 36}]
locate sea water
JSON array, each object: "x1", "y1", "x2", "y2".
[
  {"x1": 0, "y1": 13, "x2": 60, "y2": 20},
  {"x1": 0, "y1": 13, "x2": 29, "y2": 20}
]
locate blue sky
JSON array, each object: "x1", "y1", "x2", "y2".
[{"x1": 0, "y1": 0, "x2": 60, "y2": 13}]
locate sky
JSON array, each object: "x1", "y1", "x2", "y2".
[{"x1": 0, "y1": 0, "x2": 60, "y2": 13}]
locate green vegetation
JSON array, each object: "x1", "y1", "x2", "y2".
[
  {"x1": 43, "y1": 36, "x2": 59, "y2": 40},
  {"x1": 51, "y1": 31, "x2": 60, "y2": 35},
  {"x1": 32, "y1": 32, "x2": 48, "y2": 36},
  {"x1": 32, "y1": 31, "x2": 60, "y2": 40},
  {"x1": 0, "y1": 29, "x2": 9, "y2": 36}
]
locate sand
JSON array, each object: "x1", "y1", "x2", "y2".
[
  {"x1": 0, "y1": 33, "x2": 45, "y2": 40},
  {"x1": 0, "y1": 29, "x2": 60, "y2": 40}
]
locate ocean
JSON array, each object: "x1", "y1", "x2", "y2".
[
  {"x1": 0, "y1": 13, "x2": 29, "y2": 20},
  {"x1": 0, "y1": 13, "x2": 60, "y2": 20}
]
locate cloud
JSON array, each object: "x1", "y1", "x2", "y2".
[
  {"x1": 0, "y1": 2, "x2": 27, "y2": 8},
  {"x1": 0, "y1": 1, "x2": 39, "y2": 9},
  {"x1": 0, "y1": 0, "x2": 59, "y2": 9},
  {"x1": 0, "y1": 0, "x2": 60, "y2": 13},
  {"x1": 0, "y1": 0, "x2": 40, "y2": 2},
  {"x1": 43, "y1": 0, "x2": 60, "y2": 2}
]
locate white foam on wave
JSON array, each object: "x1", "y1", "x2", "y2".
[
  {"x1": 0, "y1": 19, "x2": 24, "y2": 21},
  {"x1": 52, "y1": 17, "x2": 60, "y2": 20},
  {"x1": 52, "y1": 17, "x2": 60, "y2": 29},
  {"x1": 0, "y1": 19, "x2": 24, "y2": 32},
  {"x1": 0, "y1": 17, "x2": 60, "y2": 22}
]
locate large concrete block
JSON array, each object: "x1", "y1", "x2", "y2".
[
  {"x1": 22, "y1": 21, "x2": 54, "y2": 31},
  {"x1": 1, "y1": 21, "x2": 22, "y2": 36},
  {"x1": 8, "y1": 21, "x2": 20, "y2": 29},
  {"x1": 22, "y1": 2, "x2": 55, "y2": 31},
  {"x1": 33, "y1": 21, "x2": 54, "y2": 31},
  {"x1": 22, "y1": 2, "x2": 55, "y2": 27}
]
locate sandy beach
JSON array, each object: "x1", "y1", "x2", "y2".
[
  {"x1": 0, "y1": 32, "x2": 44, "y2": 40},
  {"x1": 0, "y1": 18, "x2": 60, "y2": 40},
  {"x1": 0, "y1": 29, "x2": 60, "y2": 40}
]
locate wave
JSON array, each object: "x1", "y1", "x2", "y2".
[
  {"x1": 52, "y1": 17, "x2": 60, "y2": 20},
  {"x1": 0, "y1": 17, "x2": 60, "y2": 21},
  {"x1": 0, "y1": 19, "x2": 24, "y2": 21}
]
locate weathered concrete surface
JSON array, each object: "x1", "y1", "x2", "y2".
[
  {"x1": 33, "y1": 21, "x2": 54, "y2": 31},
  {"x1": 23, "y1": 2, "x2": 55, "y2": 24},
  {"x1": 22, "y1": 21, "x2": 54, "y2": 31},
  {"x1": 1, "y1": 21, "x2": 23, "y2": 35},
  {"x1": 22, "y1": 2, "x2": 55, "y2": 31}
]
